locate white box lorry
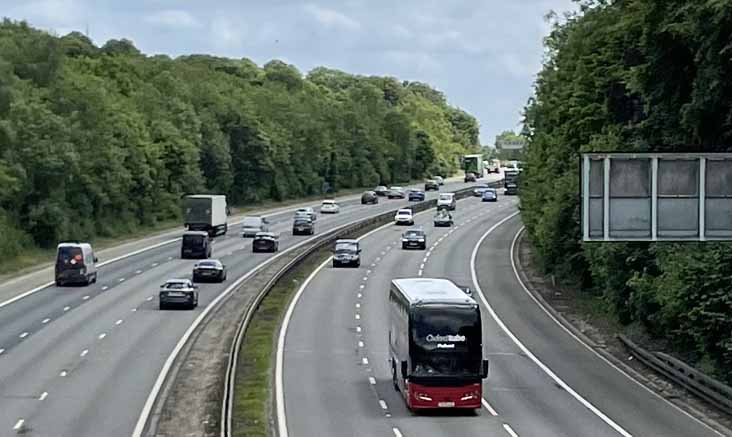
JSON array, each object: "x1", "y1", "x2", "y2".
[{"x1": 184, "y1": 194, "x2": 228, "y2": 236}]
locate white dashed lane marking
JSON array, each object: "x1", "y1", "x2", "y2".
[
  {"x1": 19, "y1": 332, "x2": 28, "y2": 339},
  {"x1": 362, "y1": 357, "x2": 369, "y2": 365},
  {"x1": 356, "y1": 326, "x2": 362, "y2": 333},
  {"x1": 135, "y1": 270, "x2": 142, "y2": 274},
  {"x1": 115, "y1": 319, "x2": 123, "y2": 326},
  {"x1": 13, "y1": 419, "x2": 24, "y2": 431},
  {"x1": 0, "y1": 348, "x2": 5, "y2": 356},
  {"x1": 379, "y1": 400, "x2": 388, "y2": 410},
  {"x1": 98, "y1": 333, "x2": 107, "y2": 340},
  {"x1": 118, "y1": 278, "x2": 125, "y2": 283},
  {"x1": 83, "y1": 295, "x2": 90, "y2": 300},
  {"x1": 39, "y1": 392, "x2": 48, "y2": 401},
  {"x1": 358, "y1": 341, "x2": 364, "y2": 348},
  {"x1": 101, "y1": 286, "x2": 109, "y2": 291},
  {"x1": 393, "y1": 428, "x2": 403, "y2": 437},
  {"x1": 59, "y1": 370, "x2": 68, "y2": 377},
  {"x1": 355, "y1": 314, "x2": 360, "y2": 320},
  {"x1": 369, "y1": 377, "x2": 376, "y2": 385},
  {"x1": 63, "y1": 306, "x2": 70, "y2": 312},
  {"x1": 42, "y1": 318, "x2": 50, "y2": 324},
  {"x1": 503, "y1": 424, "x2": 519, "y2": 437},
  {"x1": 80, "y1": 349, "x2": 88, "y2": 357}
]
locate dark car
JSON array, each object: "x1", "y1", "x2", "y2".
[
  {"x1": 473, "y1": 184, "x2": 491, "y2": 197},
  {"x1": 332, "y1": 239, "x2": 361, "y2": 267},
  {"x1": 159, "y1": 279, "x2": 198, "y2": 310},
  {"x1": 252, "y1": 232, "x2": 280, "y2": 252},
  {"x1": 424, "y1": 180, "x2": 439, "y2": 191},
  {"x1": 192, "y1": 259, "x2": 227, "y2": 283},
  {"x1": 374, "y1": 186, "x2": 389, "y2": 196},
  {"x1": 387, "y1": 186, "x2": 406, "y2": 199},
  {"x1": 401, "y1": 229, "x2": 427, "y2": 250},
  {"x1": 464, "y1": 172, "x2": 476, "y2": 183},
  {"x1": 361, "y1": 191, "x2": 379, "y2": 204},
  {"x1": 408, "y1": 190, "x2": 426, "y2": 201},
  {"x1": 241, "y1": 216, "x2": 269, "y2": 238},
  {"x1": 292, "y1": 217, "x2": 315, "y2": 235},
  {"x1": 181, "y1": 231, "x2": 212, "y2": 259},
  {"x1": 482, "y1": 188, "x2": 498, "y2": 202},
  {"x1": 433, "y1": 210, "x2": 453, "y2": 227}
]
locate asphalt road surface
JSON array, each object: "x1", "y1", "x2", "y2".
[
  {"x1": 279, "y1": 194, "x2": 721, "y2": 437},
  {"x1": 0, "y1": 177, "x2": 485, "y2": 437}
]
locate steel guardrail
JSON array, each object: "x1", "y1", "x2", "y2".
[
  {"x1": 618, "y1": 334, "x2": 732, "y2": 415},
  {"x1": 221, "y1": 181, "x2": 503, "y2": 436}
]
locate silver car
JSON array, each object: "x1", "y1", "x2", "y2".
[{"x1": 241, "y1": 216, "x2": 269, "y2": 238}]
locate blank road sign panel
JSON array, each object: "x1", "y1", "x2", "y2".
[{"x1": 582, "y1": 153, "x2": 732, "y2": 241}]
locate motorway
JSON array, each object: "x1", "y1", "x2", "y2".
[
  {"x1": 279, "y1": 194, "x2": 722, "y2": 437},
  {"x1": 0, "y1": 177, "x2": 482, "y2": 437}
]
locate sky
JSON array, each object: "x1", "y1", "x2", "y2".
[{"x1": 4, "y1": 0, "x2": 577, "y2": 145}]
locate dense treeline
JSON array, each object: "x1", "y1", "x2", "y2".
[
  {"x1": 522, "y1": 0, "x2": 732, "y2": 381},
  {"x1": 0, "y1": 20, "x2": 479, "y2": 259}
]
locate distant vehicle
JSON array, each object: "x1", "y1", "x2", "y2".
[
  {"x1": 192, "y1": 259, "x2": 227, "y2": 283},
  {"x1": 361, "y1": 191, "x2": 379, "y2": 204},
  {"x1": 388, "y1": 187, "x2": 406, "y2": 199},
  {"x1": 241, "y1": 216, "x2": 269, "y2": 238},
  {"x1": 437, "y1": 193, "x2": 456, "y2": 210},
  {"x1": 486, "y1": 159, "x2": 500, "y2": 174},
  {"x1": 433, "y1": 210, "x2": 453, "y2": 227},
  {"x1": 463, "y1": 154, "x2": 485, "y2": 179},
  {"x1": 295, "y1": 207, "x2": 317, "y2": 222},
  {"x1": 424, "y1": 180, "x2": 439, "y2": 191},
  {"x1": 320, "y1": 200, "x2": 340, "y2": 214},
  {"x1": 504, "y1": 169, "x2": 520, "y2": 195},
  {"x1": 183, "y1": 194, "x2": 228, "y2": 236},
  {"x1": 389, "y1": 278, "x2": 489, "y2": 410},
  {"x1": 252, "y1": 232, "x2": 279, "y2": 252},
  {"x1": 434, "y1": 176, "x2": 444, "y2": 186},
  {"x1": 374, "y1": 186, "x2": 389, "y2": 196},
  {"x1": 482, "y1": 188, "x2": 498, "y2": 202},
  {"x1": 332, "y1": 239, "x2": 361, "y2": 267},
  {"x1": 54, "y1": 242, "x2": 98, "y2": 286},
  {"x1": 395, "y1": 208, "x2": 415, "y2": 225},
  {"x1": 464, "y1": 172, "x2": 476, "y2": 183},
  {"x1": 473, "y1": 184, "x2": 491, "y2": 197},
  {"x1": 408, "y1": 190, "x2": 426, "y2": 201},
  {"x1": 292, "y1": 216, "x2": 315, "y2": 235},
  {"x1": 159, "y1": 278, "x2": 198, "y2": 310},
  {"x1": 181, "y1": 231, "x2": 212, "y2": 259},
  {"x1": 401, "y1": 228, "x2": 427, "y2": 250}
]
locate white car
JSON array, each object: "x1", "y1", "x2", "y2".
[
  {"x1": 320, "y1": 200, "x2": 340, "y2": 214},
  {"x1": 437, "y1": 193, "x2": 456, "y2": 210},
  {"x1": 394, "y1": 208, "x2": 415, "y2": 225}
]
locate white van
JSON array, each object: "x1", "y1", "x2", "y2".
[
  {"x1": 55, "y1": 242, "x2": 98, "y2": 286},
  {"x1": 437, "y1": 193, "x2": 456, "y2": 210}
]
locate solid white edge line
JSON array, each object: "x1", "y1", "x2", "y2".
[
  {"x1": 392, "y1": 427, "x2": 403, "y2": 437},
  {"x1": 508, "y1": 227, "x2": 724, "y2": 436},
  {"x1": 275, "y1": 218, "x2": 399, "y2": 437},
  {"x1": 503, "y1": 423, "x2": 519, "y2": 437},
  {"x1": 470, "y1": 212, "x2": 633, "y2": 437}
]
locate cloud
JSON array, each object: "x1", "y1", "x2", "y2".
[
  {"x1": 304, "y1": 4, "x2": 361, "y2": 31},
  {"x1": 144, "y1": 10, "x2": 201, "y2": 29}
]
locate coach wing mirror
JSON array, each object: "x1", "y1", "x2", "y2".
[
  {"x1": 481, "y1": 360, "x2": 490, "y2": 379},
  {"x1": 400, "y1": 361, "x2": 408, "y2": 379}
]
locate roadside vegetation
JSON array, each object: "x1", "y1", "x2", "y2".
[
  {"x1": 0, "y1": 19, "x2": 479, "y2": 268},
  {"x1": 521, "y1": 1, "x2": 732, "y2": 382}
]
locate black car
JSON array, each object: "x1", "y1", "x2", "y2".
[
  {"x1": 424, "y1": 180, "x2": 439, "y2": 191},
  {"x1": 332, "y1": 239, "x2": 361, "y2": 267},
  {"x1": 159, "y1": 279, "x2": 198, "y2": 310},
  {"x1": 253, "y1": 232, "x2": 280, "y2": 252},
  {"x1": 192, "y1": 259, "x2": 227, "y2": 283},
  {"x1": 408, "y1": 190, "x2": 426, "y2": 201},
  {"x1": 292, "y1": 217, "x2": 315, "y2": 235},
  {"x1": 401, "y1": 229, "x2": 427, "y2": 250},
  {"x1": 464, "y1": 172, "x2": 476, "y2": 183},
  {"x1": 361, "y1": 191, "x2": 379, "y2": 204},
  {"x1": 433, "y1": 210, "x2": 453, "y2": 227},
  {"x1": 387, "y1": 186, "x2": 406, "y2": 199},
  {"x1": 181, "y1": 231, "x2": 212, "y2": 259},
  {"x1": 374, "y1": 186, "x2": 389, "y2": 196}
]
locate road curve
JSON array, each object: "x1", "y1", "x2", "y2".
[
  {"x1": 279, "y1": 194, "x2": 720, "y2": 437},
  {"x1": 0, "y1": 178, "x2": 483, "y2": 437}
]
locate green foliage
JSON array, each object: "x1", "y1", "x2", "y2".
[
  {"x1": 0, "y1": 19, "x2": 477, "y2": 263},
  {"x1": 523, "y1": 1, "x2": 732, "y2": 381}
]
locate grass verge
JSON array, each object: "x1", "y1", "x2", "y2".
[{"x1": 231, "y1": 248, "x2": 330, "y2": 437}]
